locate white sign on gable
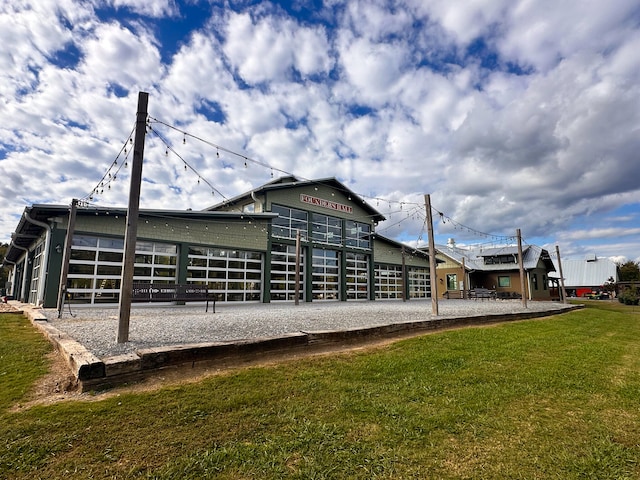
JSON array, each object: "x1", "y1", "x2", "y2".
[{"x1": 300, "y1": 194, "x2": 353, "y2": 214}]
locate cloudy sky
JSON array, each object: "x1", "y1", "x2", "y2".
[{"x1": 2, "y1": 0, "x2": 639, "y2": 262}]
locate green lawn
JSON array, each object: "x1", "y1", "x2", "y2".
[{"x1": 2, "y1": 301, "x2": 640, "y2": 479}]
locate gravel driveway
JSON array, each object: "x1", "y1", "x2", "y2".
[{"x1": 44, "y1": 299, "x2": 572, "y2": 359}]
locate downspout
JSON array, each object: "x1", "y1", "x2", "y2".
[
  {"x1": 23, "y1": 211, "x2": 53, "y2": 306},
  {"x1": 250, "y1": 190, "x2": 263, "y2": 212}
]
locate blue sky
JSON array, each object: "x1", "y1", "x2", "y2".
[{"x1": 1, "y1": 0, "x2": 639, "y2": 262}]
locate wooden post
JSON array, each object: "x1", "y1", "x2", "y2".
[
  {"x1": 517, "y1": 228, "x2": 528, "y2": 308},
  {"x1": 117, "y1": 92, "x2": 148, "y2": 343},
  {"x1": 461, "y1": 256, "x2": 466, "y2": 299},
  {"x1": 424, "y1": 194, "x2": 439, "y2": 316},
  {"x1": 555, "y1": 245, "x2": 567, "y2": 304},
  {"x1": 57, "y1": 199, "x2": 78, "y2": 317}
]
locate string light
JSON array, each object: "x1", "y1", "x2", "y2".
[
  {"x1": 81, "y1": 121, "x2": 136, "y2": 202},
  {"x1": 81, "y1": 115, "x2": 522, "y2": 253},
  {"x1": 146, "y1": 125, "x2": 228, "y2": 200}
]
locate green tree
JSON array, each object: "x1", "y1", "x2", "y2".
[
  {"x1": 0, "y1": 243, "x2": 8, "y2": 291},
  {"x1": 618, "y1": 260, "x2": 640, "y2": 281}
]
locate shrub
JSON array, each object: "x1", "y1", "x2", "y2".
[{"x1": 619, "y1": 289, "x2": 639, "y2": 305}]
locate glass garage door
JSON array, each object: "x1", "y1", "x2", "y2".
[
  {"x1": 187, "y1": 247, "x2": 262, "y2": 302},
  {"x1": 270, "y1": 244, "x2": 304, "y2": 302},
  {"x1": 346, "y1": 252, "x2": 369, "y2": 300},
  {"x1": 409, "y1": 267, "x2": 430, "y2": 298},
  {"x1": 312, "y1": 248, "x2": 339, "y2": 300},
  {"x1": 67, "y1": 235, "x2": 177, "y2": 304},
  {"x1": 374, "y1": 264, "x2": 403, "y2": 299}
]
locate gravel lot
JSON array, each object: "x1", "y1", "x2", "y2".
[{"x1": 43, "y1": 299, "x2": 572, "y2": 359}]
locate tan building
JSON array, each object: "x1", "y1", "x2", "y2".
[{"x1": 433, "y1": 240, "x2": 556, "y2": 301}]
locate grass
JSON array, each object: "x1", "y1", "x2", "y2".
[{"x1": 1, "y1": 301, "x2": 640, "y2": 479}]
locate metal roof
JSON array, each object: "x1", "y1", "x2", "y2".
[
  {"x1": 435, "y1": 244, "x2": 555, "y2": 272},
  {"x1": 550, "y1": 256, "x2": 618, "y2": 287}
]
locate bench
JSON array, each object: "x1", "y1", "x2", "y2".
[
  {"x1": 469, "y1": 288, "x2": 496, "y2": 300},
  {"x1": 132, "y1": 283, "x2": 215, "y2": 312}
]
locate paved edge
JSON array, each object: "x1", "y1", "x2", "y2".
[{"x1": 15, "y1": 301, "x2": 582, "y2": 392}]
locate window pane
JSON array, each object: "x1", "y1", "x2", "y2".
[
  {"x1": 98, "y1": 251, "x2": 123, "y2": 263},
  {"x1": 69, "y1": 264, "x2": 95, "y2": 275},
  {"x1": 72, "y1": 235, "x2": 98, "y2": 247},
  {"x1": 96, "y1": 265, "x2": 121, "y2": 276},
  {"x1": 99, "y1": 238, "x2": 124, "y2": 250},
  {"x1": 71, "y1": 250, "x2": 96, "y2": 261}
]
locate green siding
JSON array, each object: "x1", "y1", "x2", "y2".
[
  {"x1": 373, "y1": 238, "x2": 430, "y2": 268},
  {"x1": 72, "y1": 215, "x2": 270, "y2": 251},
  {"x1": 266, "y1": 184, "x2": 378, "y2": 225}
]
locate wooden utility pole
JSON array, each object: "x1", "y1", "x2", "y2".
[
  {"x1": 57, "y1": 198, "x2": 78, "y2": 317},
  {"x1": 555, "y1": 245, "x2": 567, "y2": 304},
  {"x1": 424, "y1": 194, "x2": 439, "y2": 315},
  {"x1": 117, "y1": 92, "x2": 149, "y2": 343},
  {"x1": 461, "y1": 256, "x2": 466, "y2": 299},
  {"x1": 516, "y1": 228, "x2": 528, "y2": 308}
]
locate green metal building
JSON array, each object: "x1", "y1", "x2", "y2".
[{"x1": 3, "y1": 176, "x2": 432, "y2": 307}]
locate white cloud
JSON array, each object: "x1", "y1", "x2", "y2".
[
  {"x1": 336, "y1": 34, "x2": 408, "y2": 106},
  {"x1": 1, "y1": 0, "x2": 639, "y2": 263},
  {"x1": 103, "y1": 0, "x2": 179, "y2": 18},
  {"x1": 79, "y1": 22, "x2": 164, "y2": 91},
  {"x1": 223, "y1": 10, "x2": 332, "y2": 85},
  {"x1": 411, "y1": 0, "x2": 507, "y2": 46}
]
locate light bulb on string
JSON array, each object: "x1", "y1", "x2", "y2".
[{"x1": 183, "y1": 134, "x2": 186, "y2": 144}]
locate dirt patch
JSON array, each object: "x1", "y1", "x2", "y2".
[{"x1": 11, "y1": 350, "x2": 82, "y2": 411}]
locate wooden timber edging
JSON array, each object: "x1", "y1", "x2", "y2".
[{"x1": 19, "y1": 303, "x2": 582, "y2": 392}]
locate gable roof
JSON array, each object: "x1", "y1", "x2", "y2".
[
  {"x1": 549, "y1": 255, "x2": 618, "y2": 287},
  {"x1": 435, "y1": 243, "x2": 555, "y2": 272},
  {"x1": 206, "y1": 175, "x2": 386, "y2": 223}
]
